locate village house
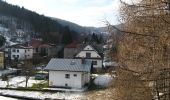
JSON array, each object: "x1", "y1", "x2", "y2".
[
  {"x1": 75, "y1": 45, "x2": 103, "y2": 69},
  {"x1": 5, "y1": 44, "x2": 33, "y2": 60},
  {"x1": 64, "y1": 42, "x2": 78, "y2": 58},
  {"x1": 64, "y1": 43, "x2": 104, "y2": 69},
  {"x1": 29, "y1": 38, "x2": 43, "y2": 55},
  {"x1": 29, "y1": 39, "x2": 62, "y2": 58},
  {"x1": 45, "y1": 58, "x2": 92, "y2": 89},
  {"x1": 38, "y1": 44, "x2": 58, "y2": 57}
]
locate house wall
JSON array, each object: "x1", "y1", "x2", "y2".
[
  {"x1": 76, "y1": 51, "x2": 101, "y2": 58},
  {"x1": 10, "y1": 48, "x2": 33, "y2": 60},
  {"x1": 76, "y1": 51, "x2": 102, "y2": 68},
  {"x1": 33, "y1": 48, "x2": 39, "y2": 54},
  {"x1": 91, "y1": 59, "x2": 102, "y2": 68},
  {"x1": 81, "y1": 72, "x2": 90, "y2": 86},
  {"x1": 84, "y1": 45, "x2": 95, "y2": 51},
  {"x1": 64, "y1": 48, "x2": 77, "y2": 58},
  {"x1": 48, "y1": 47, "x2": 58, "y2": 57},
  {"x1": 49, "y1": 71, "x2": 89, "y2": 88}
]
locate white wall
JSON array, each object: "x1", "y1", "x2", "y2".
[
  {"x1": 49, "y1": 71, "x2": 90, "y2": 88},
  {"x1": 92, "y1": 59, "x2": 102, "y2": 68},
  {"x1": 76, "y1": 51, "x2": 102, "y2": 68},
  {"x1": 11, "y1": 48, "x2": 33, "y2": 60},
  {"x1": 84, "y1": 45, "x2": 95, "y2": 50},
  {"x1": 76, "y1": 51, "x2": 101, "y2": 58}
]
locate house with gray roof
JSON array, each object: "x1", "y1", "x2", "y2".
[{"x1": 45, "y1": 58, "x2": 92, "y2": 89}]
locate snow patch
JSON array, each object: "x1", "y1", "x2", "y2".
[
  {"x1": 0, "y1": 89, "x2": 84, "y2": 100},
  {"x1": 94, "y1": 74, "x2": 113, "y2": 87}
]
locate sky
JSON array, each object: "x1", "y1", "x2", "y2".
[{"x1": 4, "y1": 0, "x2": 123, "y2": 27}]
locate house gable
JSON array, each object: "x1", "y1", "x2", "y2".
[
  {"x1": 76, "y1": 45, "x2": 101, "y2": 58},
  {"x1": 84, "y1": 45, "x2": 95, "y2": 51},
  {"x1": 76, "y1": 51, "x2": 101, "y2": 58}
]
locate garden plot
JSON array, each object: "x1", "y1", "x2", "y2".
[{"x1": 0, "y1": 76, "x2": 45, "y2": 88}]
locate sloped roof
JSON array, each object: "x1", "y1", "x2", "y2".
[
  {"x1": 65, "y1": 42, "x2": 78, "y2": 48},
  {"x1": 10, "y1": 44, "x2": 33, "y2": 49},
  {"x1": 30, "y1": 39, "x2": 43, "y2": 48},
  {"x1": 39, "y1": 44, "x2": 52, "y2": 48},
  {"x1": 45, "y1": 58, "x2": 92, "y2": 72},
  {"x1": 77, "y1": 44, "x2": 103, "y2": 53}
]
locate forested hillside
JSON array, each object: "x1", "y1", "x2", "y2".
[{"x1": 0, "y1": 0, "x2": 79, "y2": 44}]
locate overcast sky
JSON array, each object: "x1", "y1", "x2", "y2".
[{"x1": 4, "y1": 0, "x2": 123, "y2": 27}]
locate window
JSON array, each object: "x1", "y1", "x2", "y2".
[
  {"x1": 25, "y1": 50, "x2": 27, "y2": 53},
  {"x1": 65, "y1": 83, "x2": 68, "y2": 87},
  {"x1": 12, "y1": 55, "x2": 16, "y2": 58},
  {"x1": 86, "y1": 53, "x2": 91, "y2": 58},
  {"x1": 36, "y1": 48, "x2": 38, "y2": 52},
  {"x1": 12, "y1": 49, "x2": 16, "y2": 52},
  {"x1": 28, "y1": 49, "x2": 30, "y2": 51},
  {"x1": 92, "y1": 61, "x2": 97, "y2": 65},
  {"x1": 73, "y1": 74, "x2": 77, "y2": 77},
  {"x1": 17, "y1": 49, "x2": 19, "y2": 53},
  {"x1": 17, "y1": 55, "x2": 19, "y2": 58},
  {"x1": 65, "y1": 74, "x2": 70, "y2": 79}
]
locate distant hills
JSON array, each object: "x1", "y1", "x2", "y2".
[
  {"x1": 0, "y1": 0, "x2": 108, "y2": 44},
  {"x1": 51, "y1": 17, "x2": 107, "y2": 34}
]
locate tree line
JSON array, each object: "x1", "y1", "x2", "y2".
[{"x1": 0, "y1": 0, "x2": 79, "y2": 44}]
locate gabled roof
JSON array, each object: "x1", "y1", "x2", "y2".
[
  {"x1": 65, "y1": 42, "x2": 78, "y2": 48},
  {"x1": 39, "y1": 44, "x2": 52, "y2": 48},
  {"x1": 45, "y1": 58, "x2": 92, "y2": 72},
  {"x1": 30, "y1": 39, "x2": 56, "y2": 48},
  {"x1": 9, "y1": 44, "x2": 33, "y2": 49},
  {"x1": 75, "y1": 44, "x2": 103, "y2": 58},
  {"x1": 30, "y1": 39, "x2": 43, "y2": 48},
  {"x1": 77, "y1": 44, "x2": 103, "y2": 54}
]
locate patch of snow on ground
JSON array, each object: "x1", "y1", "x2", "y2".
[
  {"x1": 0, "y1": 89, "x2": 84, "y2": 100},
  {"x1": 94, "y1": 74, "x2": 113, "y2": 87},
  {"x1": 5, "y1": 36, "x2": 17, "y2": 46},
  {"x1": 0, "y1": 76, "x2": 45, "y2": 88},
  {"x1": 0, "y1": 96, "x2": 17, "y2": 100},
  {"x1": 0, "y1": 26, "x2": 8, "y2": 32}
]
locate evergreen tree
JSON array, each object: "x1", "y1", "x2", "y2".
[
  {"x1": 0, "y1": 35, "x2": 6, "y2": 47},
  {"x1": 62, "y1": 26, "x2": 73, "y2": 45}
]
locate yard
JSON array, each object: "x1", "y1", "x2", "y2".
[
  {"x1": 0, "y1": 76, "x2": 46, "y2": 88},
  {"x1": 0, "y1": 73, "x2": 114, "y2": 99}
]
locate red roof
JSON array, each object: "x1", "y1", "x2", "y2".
[
  {"x1": 39, "y1": 44, "x2": 52, "y2": 48},
  {"x1": 30, "y1": 39, "x2": 43, "y2": 48},
  {"x1": 66, "y1": 42, "x2": 78, "y2": 48}
]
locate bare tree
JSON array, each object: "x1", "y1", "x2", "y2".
[
  {"x1": 21, "y1": 60, "x2": 34, "y2": 88},
  {"x1": 109, "y1": 0, "x2": 170, "y2": 100}
]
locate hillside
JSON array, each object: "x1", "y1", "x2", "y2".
[
  {"x1": 0, "y1": 0, "x2": 109, "y2": 45},
  {"x1": 51, "y1": 17, "x2": 106, "y2": 34},
  {"x1": 0, "y1": 0, "x2": 80, "y2": 44}
]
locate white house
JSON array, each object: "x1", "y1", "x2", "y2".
[
  {"x1": 75, "y1": 45, "x2": 103, "y2": 69},
  {"x1": 45, "y1": 58, "x2": 92, "y2": 89},
  {"x1": 5, "y1": 44, "x2": 33, "y2": 60}
]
